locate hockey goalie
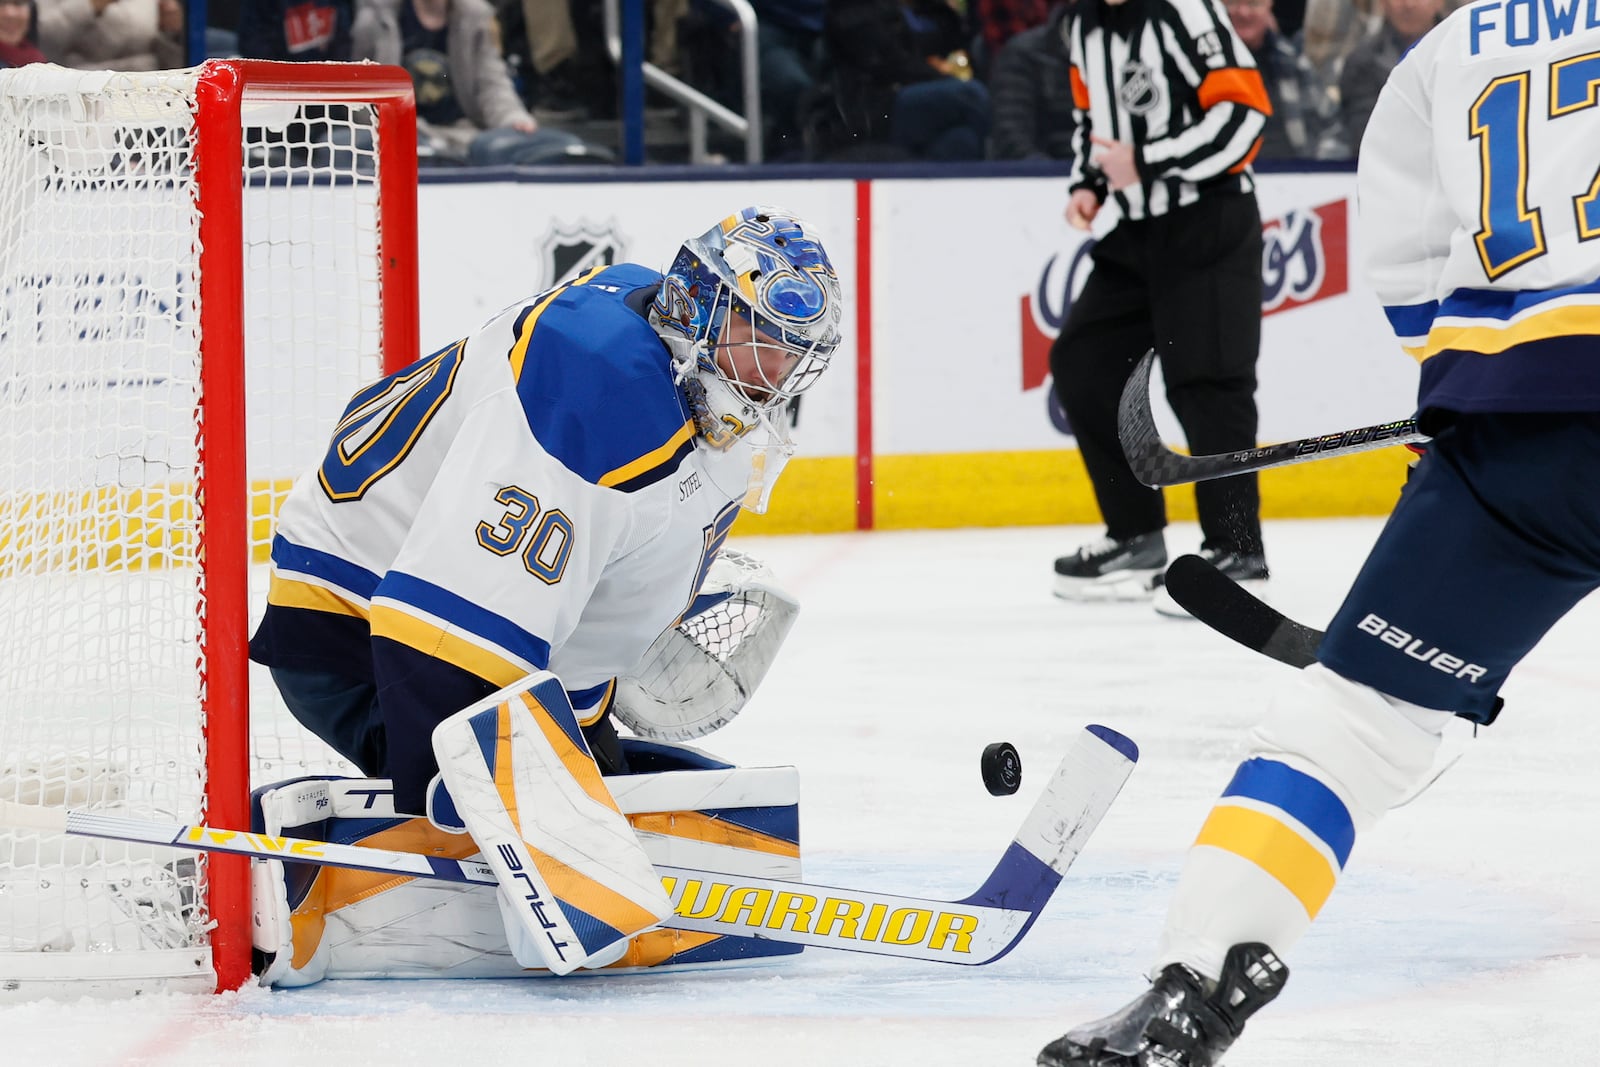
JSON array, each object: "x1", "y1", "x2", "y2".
[
  {"x1": 250, "y1": 550, "x2": 803, "y2": 985},
  {"x1": 246, "y1": 206, "x2": 840, "y2": 984}
]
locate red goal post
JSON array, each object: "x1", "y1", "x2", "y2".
[{"x1": 0, "y1": 60, "x2": 418, "y2": 995}]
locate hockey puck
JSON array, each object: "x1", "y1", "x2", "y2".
[{"x1": 980, "y1": 742, "x2": 1022, "y2": 796}]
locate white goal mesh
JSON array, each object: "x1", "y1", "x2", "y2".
[{"x1": 0, "y1": 62, "x2": 417, "y2": 997}]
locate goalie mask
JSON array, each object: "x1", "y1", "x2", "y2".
[{"x1": 651, "y1": 206, "x2": 842, "y2": 513}]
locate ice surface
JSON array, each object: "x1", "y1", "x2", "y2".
[{"x1": 7, "y1": 518, "x2": 1597, "y2": 1067}]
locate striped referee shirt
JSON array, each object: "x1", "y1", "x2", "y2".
[{"x1": 1067, "y1": 0, "x2": 1271, "y2": 219}]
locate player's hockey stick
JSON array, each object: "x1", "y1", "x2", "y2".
[
  {"x1": 0, "y1": 723, "x2": 1136, "y2": 966},
  {"x1": 1161, "y1": 553, "x2": 1321, "y2": 668},
  {"x1": 1162, "y1": 554, "x2": 1482, "y2": 806},
  {"x1": 1117, "y1": 350, "x2": 1427, "y2": 487}
]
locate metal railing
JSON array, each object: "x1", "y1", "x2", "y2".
[{"x1": 602, "y1": 0, "x2": 763, "y2": 164}]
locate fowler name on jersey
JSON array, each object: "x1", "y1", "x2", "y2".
[{"x1": 1466, "y1": 0, "x2": 1600, "y2": 54}]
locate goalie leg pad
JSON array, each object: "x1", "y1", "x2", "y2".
[
  {"x1": 249, "y1": 748, "x2": 803, "y2": 985},
  {"x1": 1157, "y1": 663, "x2": 1452, "y2": 980},
  {"x1": 250, "y1": 777, "x2": 494, "y2": 987},
  {"x1": 431, "y1": 671, "x2": 673, "y2": 975}
]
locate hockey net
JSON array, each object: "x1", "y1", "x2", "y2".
[{"x1": 0, "y1": 61, "x2": 417, "y2": 996}]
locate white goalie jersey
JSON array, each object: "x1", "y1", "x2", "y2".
[
  {"x1": 1357, "y1": 7, "x2": 1600, "y2": 416},
  {"x1": 251, "y1": 263, "x2": 765, "y2": 809}
]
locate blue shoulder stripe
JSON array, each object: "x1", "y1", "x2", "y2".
[
  {"x1": 270, "y1": 535, "x2": 381, "y2": 599},
  {"x1": 507, "y1": 263, "x2": 694, "y2": 490}
]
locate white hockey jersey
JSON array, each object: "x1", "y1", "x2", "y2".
[
  {"x1": 1358, "y1": 3, "x2": 1600, "y2": 414},
  {"x1": 251, "y1": 263, "x2": 750, "y2": 807}
]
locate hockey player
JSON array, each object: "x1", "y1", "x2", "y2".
[
  {"x1": 248, "y1": 206, "x2": 842, "y2": 976},
  {"x1": 1039, "y1": 8, "x2": 1600, "y2": 1066}
]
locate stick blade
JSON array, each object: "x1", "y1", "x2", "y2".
[
  {"x1": 962, "y1": 725, "x2": 1137, "y2": 901},
  {"x1": 1163, "y1": 554, "x2": 1322, "y2": 668},
  {"x1": 954, "y1": 724, "x2": 1137, "y2": 963}
]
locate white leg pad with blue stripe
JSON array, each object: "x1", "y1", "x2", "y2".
[{"x1": 431, "y1": 671, "x2": 674, "y2": 975}]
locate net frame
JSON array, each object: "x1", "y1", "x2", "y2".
[{"x1": 0, "y1": 59, "x2": 418, "y2": 994}]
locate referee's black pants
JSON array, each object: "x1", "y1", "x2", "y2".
[{"x1": 1049, "y1": 190, "x2": 1265, "y2": 556}]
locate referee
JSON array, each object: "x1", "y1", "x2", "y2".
[{"x1": 1049, "y1": 0, "x2": 1271, "y2": 615}]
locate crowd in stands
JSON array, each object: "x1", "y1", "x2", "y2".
[{"x1": 0, "y1": 0, "x2": 1458, "y2": 166}]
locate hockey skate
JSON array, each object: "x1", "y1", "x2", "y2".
[
  {"x1": 1037, "y1": 943, "x2": 1287, "y2": 1067},
  {"x1": 1053, "y1": 532, "x2": 1167, "y2": 601}
]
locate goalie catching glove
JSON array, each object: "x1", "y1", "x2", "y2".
[
  {"x1": 612, "y1": 548, "x2": 798, "y2": 741},
  {"x1": 430, "y1": 671, "x2": 674, "y2": 974}
]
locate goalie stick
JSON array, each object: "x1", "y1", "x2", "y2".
[
  {"x1": 1161, "y1": 553, "x2": 1322, "y2": 668},
  {"x1": 0, "y1": 723, "x2": 1136, "y2": 966},
  {"x1": 1117, "y1": 350, "x2": 1428, "y2": 488}
]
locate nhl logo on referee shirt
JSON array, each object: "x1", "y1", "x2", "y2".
[
  {"x1": 1117, "y1": 63, "x2": 1160, "y2": 114},
  {"x1": 536, "y1": 220, "x2": 629, "y2": 290}
]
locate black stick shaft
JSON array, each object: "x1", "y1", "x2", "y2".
[{"x1": 1116, "y1": 350, "x2": 1427, "y2": 488}]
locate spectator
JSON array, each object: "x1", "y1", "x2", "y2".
[
  {"x1": 513, "y1": 0, "x2": 584, "y2": 116},
  {"x1": 205, "y1": 0, "x2": 239, "y2": 56},
  {"x1": 1337, "y1": 0, "x2": 1442, "y2": 153},
  {"x1": 971, "y1": 0, "x2": 1050, "y2": 68},
  {"x1": 811, "y1": 0, "x2": 990, "y2": 162},
  {"x1": 986, "y1": 1, "x2": 1074, "y2": 162},
  {"x1": 0, "y1": 0, "x2": 46, "y2": 66},
  {"x1": 237, "y1": 0, "x2": 352, "y2": 60},
  {"x1": 37, "y1": 0, "x2": 184, "y2": 69},
  {"x1": 351, "y1": 0, "x2": 605, "y2": 166},
  {"x1": 747, "y1": 0, "x2": 825, "y2": 160},
  {"x1": 1297, "y1": 0, "x2": 1375, "y2": 85},
  {"x1": 680, "y1": 0, "x2": 826, "y2": 160},
  {"x1": 1272, "y1": 0, "x2": 1306, "y2": 39},
  {"x1": 1223, "y1": 0, "x2": 1347, "y2": 160}
]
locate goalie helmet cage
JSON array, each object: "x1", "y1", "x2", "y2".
[{"x1": 0, "y1": 61, "x2": 418, "y2": 996}]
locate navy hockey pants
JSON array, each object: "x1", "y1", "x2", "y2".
[
  {"x1": 1318, "y1": 412, "x2": 1600, "y2": 722},
  {"x1": 270, "y1": 665, "x2": 386, "y2": 774}
]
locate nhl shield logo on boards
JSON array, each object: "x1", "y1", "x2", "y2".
[
  {"x1": 1117, "y1": 63, "x2": 1160, "y2": 114},
  {"x1": 537, "y1": 220, "x2": 629, "y2": 290}
]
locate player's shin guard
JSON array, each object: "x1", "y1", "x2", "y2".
[
  {"x1": 431, "y1": 672, "x2": 674, "y2": 975},
  {"x1": 1156, "y1": 663, "x2": 1451, "y2": 979}
]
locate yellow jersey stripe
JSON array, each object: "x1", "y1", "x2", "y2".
[
  {"x1": 1415, "y1": 303, "x2": 1600, "y2": 360},
  {"x1": 267, "y1": 574, "x2": 370, "y2": 618},
  {"x1": 370, "y1": 605, "x2": 530, "y2": 686},
  {"x1": 598, "y1": 419, "x2": 697, "y2": 488},
  {"x1": 1193, "y1": 803, "x2": 1339, "y2": 919}
]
